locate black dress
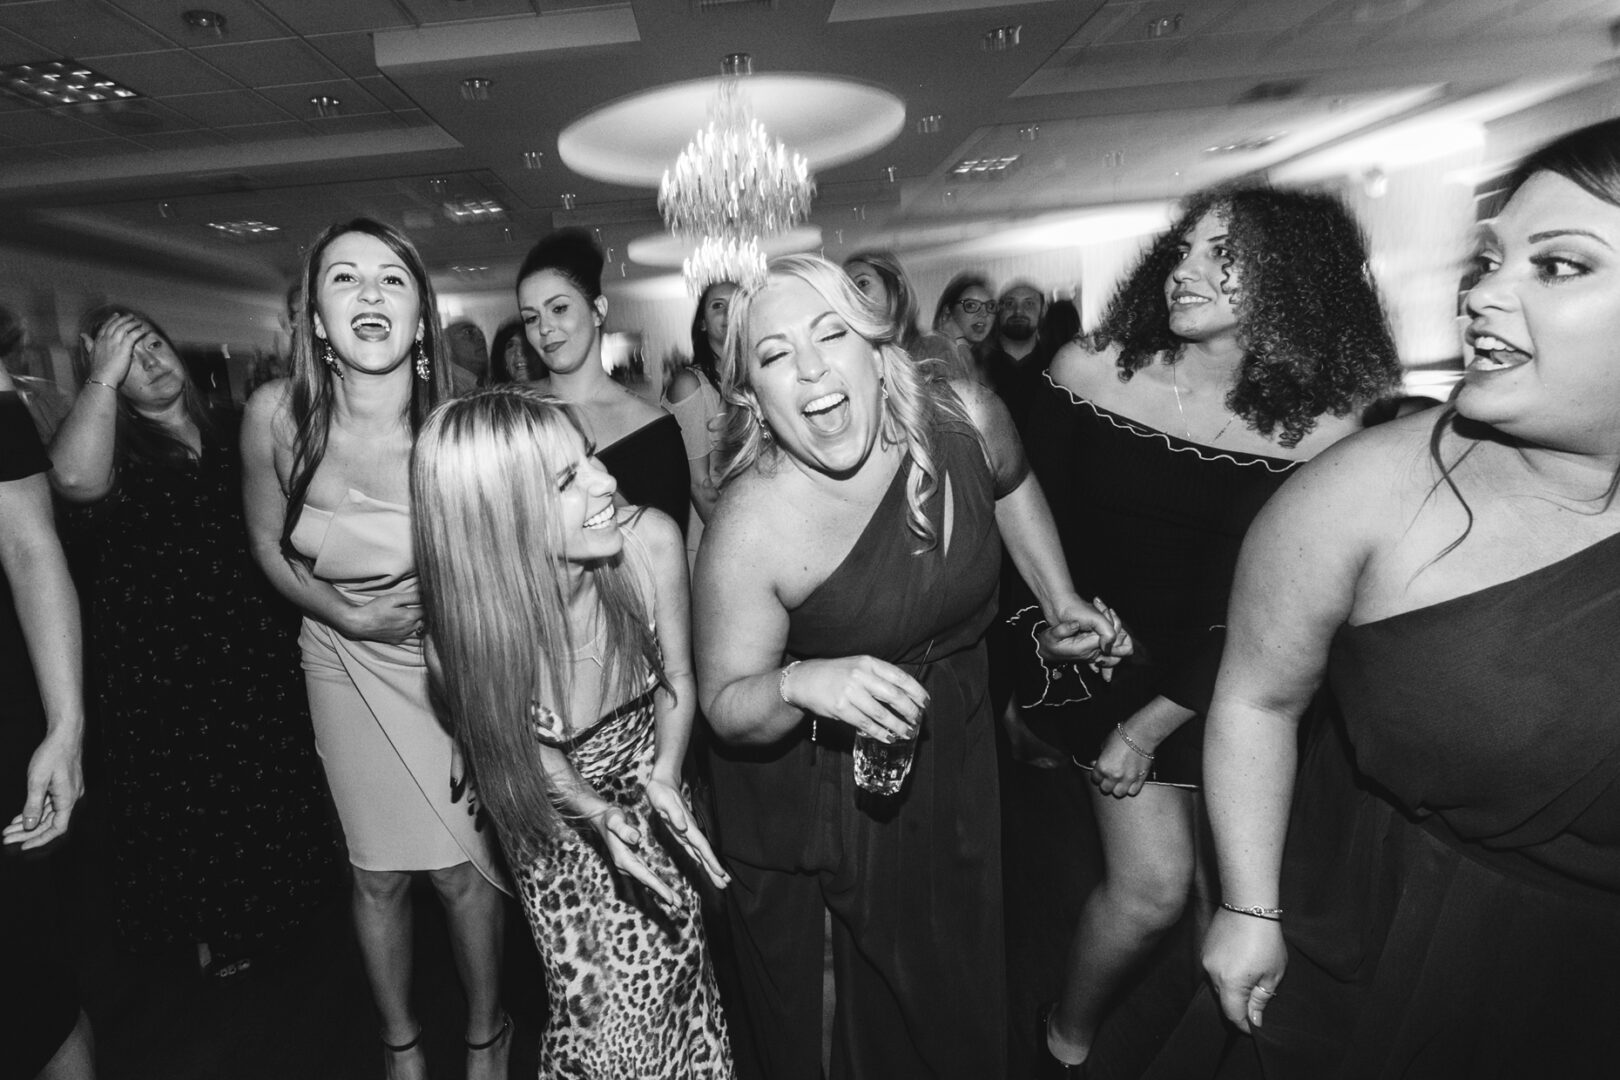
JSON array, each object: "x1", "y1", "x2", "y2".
[
  {"x1": 68, "y1": 410, "x2": 336, "y2": 952},
  {"x1": 0, "y1": 392, "x2": 80, "y2": 1076},
  {"x1": 1015, "y1": 376, "x2": 1301, "y2": 783},
  {"x1": 709, "y1": 404, "x2": 1015, "y2": 1080},
  {"x1": 1152, "y1": 532, "x2": 1620, "y2": 1079},
  {"x1": 599, "y1": 412, "x2": 691, "y2": 539}
]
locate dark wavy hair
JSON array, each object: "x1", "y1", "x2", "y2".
[
  {"x1": 844, "y1": 250, "x2": 927, "y2": 354},
  {"x1": 1427, "y1": 117, "x2": 1620, "y2": 564},
  {"x1": 931, "y1": 271, "x2": 992, "y2": 335},
  {"x1": 517, "y1": 227, "x2": 604, "y2": 302},
  {"x1": 1094, "y1": 185, "x2": 1400, "y2": 448},
  {"x1": 280, "y1": 218, "x2": 450, "y2": 561},
  {"x1": 73, "y1": 304, "x2": 215, "y2": 472}
]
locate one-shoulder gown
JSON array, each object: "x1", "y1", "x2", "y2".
[
  {"x1": 292, "y1": 490, "x2": 500, "y2": 880},
  {"x1": 710, "y1": 410, "x2": 1010, "y2": 1080},
  {"x1": 1157, "y1": 532, "x2": 1620, "y2": 1079}
]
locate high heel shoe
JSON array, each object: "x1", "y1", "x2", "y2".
[{"x1": 1033, "y1": 1001, "x2": 1089, "y2": 1079}]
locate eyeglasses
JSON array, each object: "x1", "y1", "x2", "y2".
[
  {"x1": 999, "y1": 298, "x2": 1041, "y2": 314},
  {"x1": 954, "y1": 298, "x2": 995, "y2": 315}
]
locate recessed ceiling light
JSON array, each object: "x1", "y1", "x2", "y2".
[
  {"x1": 950, "y1": 154, "x2": 1021, "y2": 179},
  {"x1": 1202, "y1": 133, "x2": 1284, "y2": 155},
  {"x1": 182, "y1": 9, "x2": 227, "y2": 37},
  {"x1": 0, "y1": 61, "x2": 140, "y2": 107},
  {"x1": 460, "y1": 78, "x2": 492, "y2": 102},
  {"x1": 427, "y1": 178, "x2": 448, "y2": 195},
  {"x1": 916, "y1": 114, "x2": 943, "y2": 135},
  {"x1": 442, "y1": 199, "x2": 505, "y2": 222},
  {"x1": 882, "y1": 166, "x2": 897, "y2": 183},
  {"x1": 721, "y1": 53, "x2": 752, "y2": 77},
  {"x1": 523, "y1": 151, "x2": 544, "y2": 170},
  {"x1": 1146, "y1": 15, "x2": 1183, "y2": 38},
  {"x1": 561, "y1": 193, "x2": 577, "y2": 210},
  {"x1": 310, "y1": 95, "x2": 340, "y2": 118},
  {"x1": 207, "y1": 220, "x2": 280, "y2": 238},
  {"x1": 982, "y1": 25, "x2": 1021, "y2": 51},
  {"x1": 1018, "y1": 124, "x2": 1040, "y2": 142}
]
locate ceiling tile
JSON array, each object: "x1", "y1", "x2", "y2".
[
  {"x1": 253, "y1": 0, "x2": 413, "y2": 35},
  {"x1": 163, "y1": 88, "x2": 290, "y2": 126},
  {"x1": 256, "y1": 78, "x2": 385, "y2": 118},
  {"x1": 0, "y1": 0, "x2": 174, "y2": 57},
  {"x1": 0, "y1": 105, "x2": 106, "y2": 143},
  {"x1": 0, "y1": 24, "x2": 45, "y2": 65},
  {"x1": 193, "y1": 37, "x2": 340, "y2": 86},
  {"x1": 131, "y1": 126, "x2": 229, "y2": 149},
  {"x1": 306, "y1": 31, "x2": 379, "y2": 78},
  {"x1": 88, "y1": 48, "x2": 239, "y2": 95},
  {"x1": 45, "y1": 134, "x2": 148, "y2": 156},
  {"x1": 70, "y1": 97, "x2": 192, "y2": 135},
  {"x1": 399, "y1": 0, "x2": 533, "y2": 23},
  {"x1": 355, "y1": 74, "x2": 416, "y2": 111},
  {"x1": 106, "y1": 0, "x2": 292, "y2": 44},
  {"x1": 214, "y1": 117, "x2": 311, "y2": 141},
  {"x1": 307, "y1": 111, "x2": 405, "y2": 136}
]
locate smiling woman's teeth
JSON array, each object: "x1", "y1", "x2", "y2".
[
  {"x1": 1469, "y1": 333, "x2": 1531, "y2": 370},
  {"x1": 351, "y1": 314, "x2": 393, "y2": 343},
  {"x1": 583, "y1": 505, "x2": 614, "y2": 529},
  {"x1": 802, "y1": 391, "x2": 849, "y2": 433}
]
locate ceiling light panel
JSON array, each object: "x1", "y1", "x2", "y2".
[
  {"x1": 206, "y1": 219, "x2": 282, "y2": 238},
  {"x1": 0, "y1": 62, "x2": 140, "y2": 108}
]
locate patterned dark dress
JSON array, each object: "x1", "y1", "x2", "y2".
[
  {"x1": 68, "y1": 409, "x2": 336, "y2": 951},
  {"x1": 1014, "y1": 375, "x2": 1301, "y2": 784},
  {"x1": 709, "y1": 403, "x2": 1015, "y2": 1079},
  {"x1": 517, "y1": 535, "x2": 733, "y2": 1078},
  {"x1": 0, "y1": 392, "x2": 80, "y2": 1075}
]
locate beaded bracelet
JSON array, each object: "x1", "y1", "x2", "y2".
[
  {"x1": 1115, "y1": 723, "x2": 1155, "y2": 761},
  {"x1": 84, "y1": 378, "x2": 120, "y2": 393},
  {"x1": 1220, "y1": 902, "x2": 1283, "y2": 921},
  {"x1": 779, "y1": 660, "x2": 802, "y2": 705}
]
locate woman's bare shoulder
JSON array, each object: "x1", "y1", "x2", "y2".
[{"x1": 1048, "y1": 339, "x2": 1122, "y2": 395}]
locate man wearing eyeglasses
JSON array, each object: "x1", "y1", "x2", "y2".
[{"x1": 981, "y1": 281, "x2": 1047, "y2": 431}]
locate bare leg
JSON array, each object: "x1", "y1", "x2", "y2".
[
  {"x1": 1046, "y1": 784, "x2": 1197, "y2": 1065},
  {"x1": 352, "y1": 867, "x2": 424, "y2": 1080},
  {"x1": 36, "y1": 1010, "x2": 95, "y2": 1080},
  {"x1": 427, "y1": 862, "x2": 509, "y2": 1080}
]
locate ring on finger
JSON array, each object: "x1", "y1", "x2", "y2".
[{"x1": 1252, "y1": 986, "x2": 1275, "y2": 998}]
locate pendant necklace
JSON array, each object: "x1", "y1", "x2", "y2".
[{"x1": 1169, "y1": 362, "x2": 1235, "y2": 445}]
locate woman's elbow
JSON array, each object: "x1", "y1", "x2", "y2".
[{"x1": 47, "y1": 469, "x2": 110, "y2": 503}]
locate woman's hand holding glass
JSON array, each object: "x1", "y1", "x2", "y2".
[
  {"x1": 781, "y1": 656, "x2": 928, "y2": 744},
  {"x1": 644, "y1": 774, "x2": 730, "y2": 891}
]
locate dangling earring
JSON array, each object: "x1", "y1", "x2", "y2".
[
  {"x1": 319, "y1": 337, "x2": 343, "y2": 379},
  {"x1": 414, "y1": 339, "x2": 430, "y2": 382},
  {"x1": 880, "y1": 377, "x2": 890, "y2": 403}
]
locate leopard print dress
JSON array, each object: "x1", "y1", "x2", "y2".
[{"x1": 520, "y1": 678, "x2": 735, "y2": 1079}]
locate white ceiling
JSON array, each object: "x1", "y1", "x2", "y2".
[{"x1": 0, "y1": 0, "x2": 1615, "y2": 292}]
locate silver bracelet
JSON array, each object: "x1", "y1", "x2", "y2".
[
  {"x1": 1220, "y1": 902, "x2": 1283, "y2": 921},
  {"x1": 83, "y1": 378, "x2": 120, "y2": 393},
  {"x1": 1115, "y1": 722, "x2": 1154, "y2": 761},
  {"x1": 778, "y1": 660, "x2": 802, "y2": 705}
]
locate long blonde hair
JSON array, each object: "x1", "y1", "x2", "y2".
[
  {"x1": 717, "y1": 253, "x2": 959, "y2": 548},
  {"x1": 412, "y1": 386, "x2": 665, "y2": 862}
]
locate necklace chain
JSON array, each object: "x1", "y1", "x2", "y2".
[{"x1": 1169, "y1": 362, "x2": 1235, "y2": 445}]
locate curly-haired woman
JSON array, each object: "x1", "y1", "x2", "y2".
[{"x1": 1030, "y1": 186, "x2": 1401, "y2": 1075}]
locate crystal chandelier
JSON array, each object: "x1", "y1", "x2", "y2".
[{"x1": 658, "y1": 66, "x2": 816, "y2": 293}]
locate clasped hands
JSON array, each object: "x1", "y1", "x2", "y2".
[{"x1": 1037, "y1": 596, "x2": 1133, "y2": 674}]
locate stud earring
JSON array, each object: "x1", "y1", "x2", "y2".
[{"x1": 320, "y1": 338, "x2": 344, "y2": 379}]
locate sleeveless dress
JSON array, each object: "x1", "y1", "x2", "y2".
[
  {"x1": 1241, "y1": 533, "x2": 1620, "y2": 1078},
  {"x1": 709, "y1": 408, "x2": 1011, "y2": 1079},
  {"x1": 69, "y1": 410, "x2": 336, "y2": 950},
  {"x1": 516, "y1": 534, "x2": 733, "y2": 1077},
  {"x1": 599, "y1": 413, "x2": 690, "y2": 540},
  {"x1": 1015, "y1": 374, "x2": 1301, "y2": 783},
  {"x1": 292, "y1": 489, "x2": 500, "y2": 881}
]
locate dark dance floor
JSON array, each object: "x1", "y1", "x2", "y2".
[{"x1": 52, "y1": 740, "x2": 1197, "y2": 1079}]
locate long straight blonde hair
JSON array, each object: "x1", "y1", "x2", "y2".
[{"x1": 412, "y1": 386, "x2": 665, "y2": 862}]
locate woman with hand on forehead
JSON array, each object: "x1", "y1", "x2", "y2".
[
  {"x1": 1192, "y1": 117, "x2": 1620, "y2": 1078},
  {"x1": 695, "y1": 254, "x2": 1127, "y2": 1079}
]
